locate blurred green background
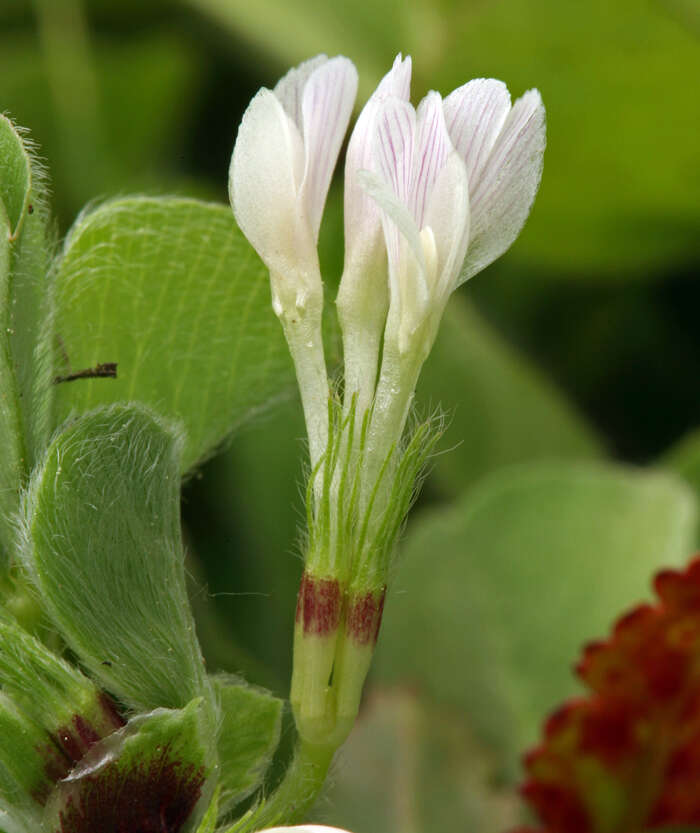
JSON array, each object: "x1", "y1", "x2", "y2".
[{"x1": 2, "y1": 0, "x2": 699, "y2": 829}]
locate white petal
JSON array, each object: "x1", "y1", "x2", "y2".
[
  {"x1": 359, "y1": 169, "x2": 429, "y2": 352},
  {"x1": 374, "y1": 52, "x2": 412, "y2": 100},
  {"x1": 374, "y1": 95, "x2": 416, "y2": 208},
  {"x1": 358, "y1": 169, "x2": 425, "y2": 277},
  {"x1": 411, "y1": 91, "x2": 451, "y2": 227},
  {"x1": 459, "y1": 88, "x2": 546, "y2": 282},
  {"x1": 229, "y1": 88, "x2": 311, "y2": 277},
  {"x1": 300, "y1": 56, "x2": 358, "y2": 241},
  {"x1": 273, "y1": 54, "x2": 329, "y2": 129},
  {"x1": 257, "y1": 827, "x2": 354, "y2": 832},
  {"x1": 423, "y1": 150, "x2": 470, "y2": 299},
  {"x1": 342, "y1": 54, "x2": 412, "y2": 272},
  {"x1": 443, "y1": 78, "x2": 511, "y2": 187}
]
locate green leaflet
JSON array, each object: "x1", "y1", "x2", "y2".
[
  {"x1": 212, "y1": 675, "x2": 283, "y2": 814},
  {"x1": 0, "y1": 115, "x2": 52, "y2": 563},
  {"x1": 663, "y1": 428, "x2": 700, "y2": 526},
  {"x1": 42, "y1": 698, "x2": 215, "y2": 833},
  {"x1": 0, "y1": 613, "x2": 124, "y2": 831},
  {"x1": 50, "y1": 196, "x2": 293, "y2": 474},
  {"x1": 374, "y1": 460, "x2": 699, "y2": 777},
  {"x1": 21, "y1": 404, "x2": 209, "y2": 711}
]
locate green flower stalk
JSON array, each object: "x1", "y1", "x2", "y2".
[{"x1": 229, "y1": 52, "x2": 546, "y2": 761}]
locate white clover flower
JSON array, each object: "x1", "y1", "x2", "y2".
[
  {"x1": 229, "y1": 55, "x2": 358, "y2": 318},
  {"x1": 229, "y1": 55, "x2": 358, "y2": 469},
  {"x1": 357, "y1": 73, "x2": 545, "y2": 361}
]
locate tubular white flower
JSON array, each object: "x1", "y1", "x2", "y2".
[
  {"x1": 229, "y1": 55, "x2": 358, "y2": 471},
  {"x1": 230, "y1": 55, "x2": 358, "y2": 314},
  {"x1": 354, "y1": 64, "x2": 544, "y2": 484},
  {"x1": 337, "y1": 55, "x2": 412, "y2": 416}
]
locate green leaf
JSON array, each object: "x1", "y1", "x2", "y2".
[
  {"x1": 0, "y1": 613, "x2": 124, "y2": 829},
  {"x1": 418, "y1": 296, "x2": 602, "y2": 494},
  {"x1": 50, "y1": 196, "x2": 293, "y2": 473},
  {"x1": 311, "y1": 686, "x2": 521, "y2": 833},
  {"x1": 663, "y1": 428, "x2": 700, "y2": 517},
  {"x1": 0, "y1": 114, "x2": 52, "y2": 563},
  {"x1": 43, "y1": 697, "x2": 215, "y2": 833},
  {"x1": 22, "y1": 403, "x2": 209, "y2": 711},
  {"x1": 374, "y1": 461, "x2": 698, "y2": 775},
  {"x1": 212, "y1": 675, "x2": 283, "y2": 812}
]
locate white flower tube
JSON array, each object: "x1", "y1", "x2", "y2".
[{"x1": 229, "y1": 55, "x2": 358, "y2": 469}]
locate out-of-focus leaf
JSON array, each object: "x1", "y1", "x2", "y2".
[
  {"x1": 419, "y1": 296, "x2": 602, "y2": 494},
  {"x1": 374, "y1": 461, "x2": 698, "y2": 775},
  {"x1": 23, "y1": 404, "x2": 209, "y2": 711},
  {"x1": 663, "y1": 428, "x2": 700, "y2": 513},
  {"x1": 0, "y1": 31, "x2": 202, "y2": 226},
  {"x1": 311, "y1": 686, "x2": 521, "y2": 833},
  {"x1": 50, "y1": 197, "x2": 292, "y2": 473}
]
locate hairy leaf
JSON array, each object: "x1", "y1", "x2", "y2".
[
  {"x1": 212, "y1": 676, "x2": 283, "y2": 812},
  {"x1": 22, "y1": 404, "x2": 209, "y2": 710},
  {"x1": 50, "y1": 197, "x2": 293, "y2": 473},
  {"x1": 0, "y1": 115, "x2": 52, "y2": 562}
]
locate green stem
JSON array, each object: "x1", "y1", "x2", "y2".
[{"x1": 226, "y1": 740, "x2": 335, "y2": 832}]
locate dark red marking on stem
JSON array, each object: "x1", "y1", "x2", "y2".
[
  {"x1": 295, "y1": 572, "x2": 341, "y2": 636},
  {"x1": 346, "y1": 587, "x2": 386, "y2": 646},
  {"x1": 55, "y1": 743, "x2": 205, "y2": 833}
]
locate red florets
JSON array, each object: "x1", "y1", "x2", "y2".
[{"x1": 519, "y1": 554, "x2": 700, "y2": 832}]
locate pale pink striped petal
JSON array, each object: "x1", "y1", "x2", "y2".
[
  {"x1": 374, "y1": 96, "x2": 416, "y2": 206},
  {"x1": 460, "y1": 89, "x2": 545, "y2": 282},
  {"x1": 273, "y1": 54, "x2": 328, "y2": 130},
  {"x1": 343, "y1": 54, "x2": 412, "y2": 272},
  {"x1": 300, "y1": 56, "x2": 358, "y2": 241},
  {"x1": 443, "y1": 78, "x2": 511, "y2": 188},
  {"x1": 229, "y1": 89, "x2": 310, "y2": 276},
  {"x1": 359, "y1": 169, "x2": 429, "y2": 350},
  {"x1": 423, "y1": 150, "x2": 470, "y2": 300},
  {"x1": 411, "y1": 91, "x2": 451, "y2": 227}
]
